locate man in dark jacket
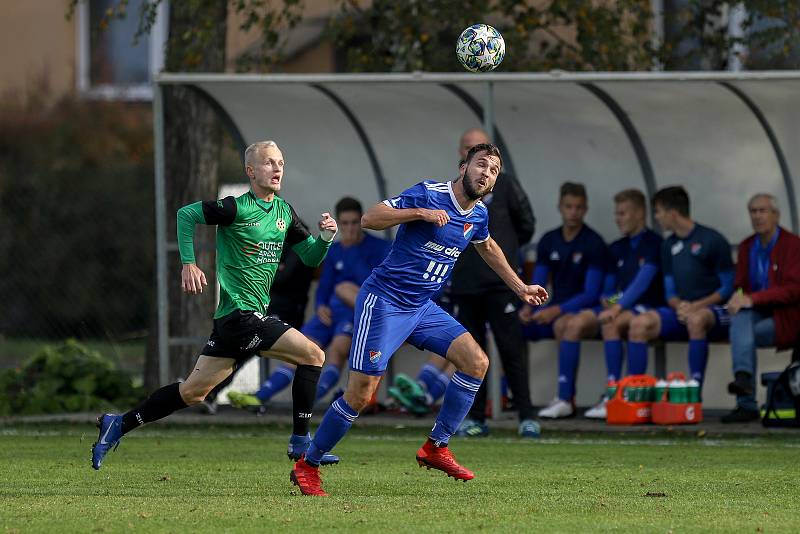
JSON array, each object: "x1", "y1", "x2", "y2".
[
  {"x1": 450, "y1": 128, "x2": 539, "y2": 437},
  {"x1": 722, "y1": 193, "x2": 800, "y2": 423}
]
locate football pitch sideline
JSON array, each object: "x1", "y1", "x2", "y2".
[{"x1": 1, "y1": 424, "x2": 799, "y2": 533}]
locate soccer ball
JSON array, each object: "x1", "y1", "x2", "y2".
[{"x1": 456, "y1": 24, "x2": 505, "y2": 73}]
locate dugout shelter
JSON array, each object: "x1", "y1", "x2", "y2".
[{"x1": 153, "y1": 71, "x2": 800, "y2": 410}]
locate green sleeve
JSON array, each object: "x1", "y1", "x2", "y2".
[
  {"x1": 292, "y1": 235, "x2": 333, "y2": 267},
  {"x1": 177, "y1": 202, "x2": 205, "y2": 264}
]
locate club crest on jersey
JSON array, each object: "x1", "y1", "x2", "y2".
[
  {"x1": 691, "y1": 242, "x2": 702, "y2": 255},
  {"x1": 368, "y1": 350, "x2": 382, "y2": 363},
  {"x1": 572, "y1": 252, "x2": 583, "y2": 264},
  {"x1": 463, "y1": 223, "x2": 474, "y2": 240},
  {"x1": 276, "y1": 218, "x2": 286, "y2": 232}
]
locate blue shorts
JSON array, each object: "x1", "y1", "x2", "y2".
[
  {"x1": 522, "y1": 321, "x2": 555, "y2": 341},
  {"x1": 590, "y1": 304, "x2": 653, "y2": 315},
  {"x1": 349, "y1": 291, "x2": 467, "y2": 376},
  {"x1": 301, "y1": 314, "x2": 354, "y2": 348},
  {"x1": 657, "y1": 305, "x2": 730, "y2": 341}
]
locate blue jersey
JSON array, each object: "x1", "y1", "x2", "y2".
[
  {"x1": 362, "y1": 180, "x2": 490, "y2": 308},
  {"x1": 607, "y1": 229, "x2": 664, "y2": 308},
  {"x1": 535, "y1": 225, "x2": 606, "y2": 305},
  {"x1": 662, "y1": 223, "x2": 734, "y2": 302},
  {"x1": 315, "y1": 233, "x2": 392, "y2": 316}
]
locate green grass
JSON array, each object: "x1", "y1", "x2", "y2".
[{"x1": 1, "y1": 423, "x2": 799, "y2": 533}]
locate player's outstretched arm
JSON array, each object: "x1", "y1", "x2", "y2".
[
  {"x1": 361, "y1": 202, "x2": 449, "y2": 230},
  {"x1": 474, "y1": 237, "x2": 548, "y2": 306},
  {"x1": 176, "y1": 199, "x2": 236, "y2": 295}
]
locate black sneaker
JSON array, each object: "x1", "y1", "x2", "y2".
[
  {"x1": 727, "y1": 372, "x2": 753, "y2": 396},
  {"x1": 721, "y1": 407, "x2": 760, "y2": 423}
]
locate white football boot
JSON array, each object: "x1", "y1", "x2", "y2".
[
  {"x1": 583, "y1": 395, "x2": 609, "y2": 419},
  {"x1": 537, "y1": 398, "x2": 575, "y2": 419}
]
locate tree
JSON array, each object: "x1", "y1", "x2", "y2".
[
  {"x1": 665, "y1": 0, "x2": 800, "y2": 70},
  {"x1": 68, "y1": 0, "x2": 303, "y2": 390},
  {"x1": 329, "y1": 0, "x2": 660, "y2": 72}
]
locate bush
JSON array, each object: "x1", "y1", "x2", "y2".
[{"x1": 0, "y1": 339, "x2": 144, "y2": 416}]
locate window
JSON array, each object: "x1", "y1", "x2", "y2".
[{"x1": 76, "y1": 0, "x2": 167, "y2": 100}]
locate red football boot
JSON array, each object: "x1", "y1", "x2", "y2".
[
  {"x1": 290, "y1": 457, "x2": 329, "y2": 496},
  {"x1": 415, "y1": 439, "x2": 475, "y2": 481}
]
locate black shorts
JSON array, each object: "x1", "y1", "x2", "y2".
[{"x1": 202, "y1": 310, "x2": 292, "y2": 362}]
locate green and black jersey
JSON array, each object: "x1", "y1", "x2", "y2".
[{"x1": 177, "y1": 190, "x2": 332, "y2": 319}]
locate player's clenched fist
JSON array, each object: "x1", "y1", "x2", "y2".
[
  {"x1": 420, "y1": 209, "x2": 450, "y2": 227},
  {"x1": 319, "y1": 212, "x2": 338, "y2": 242},
  {"x1": 517, "y1": 284, "x2": 548, "y2": 307},
  {"x1": 181, "y1": 263, "x2": 207, "y2": 295}
]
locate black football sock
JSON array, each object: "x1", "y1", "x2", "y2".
[
  {"x1": 120, "y1": 382, "x2": 188, "y2": 435},
  {"x1": 292, "y1": 365, "x2": 322, "y2": 436}
]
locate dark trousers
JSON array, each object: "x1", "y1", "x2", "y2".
[{"x1": 453, "y1": 291, "x2": 534, "y2": 422}]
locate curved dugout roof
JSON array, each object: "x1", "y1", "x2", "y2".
[{"x1": 158, "y1": 72, "x2": 800, "y2": 243}]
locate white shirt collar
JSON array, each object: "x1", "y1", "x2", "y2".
[{"x1": 447, "y1": 181, "x2": 473, "y2": 216}]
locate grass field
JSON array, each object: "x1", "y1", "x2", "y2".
[{"x1": 2, "y1": 423, "x2": 799, "y2": 533}]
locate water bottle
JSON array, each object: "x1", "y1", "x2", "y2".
[
  {"x1": 686, "y1": 379, "x2": 701, "y2": 403},
  {"x1": 669, "y1": 379, "x2": 687, "y2": 403},
  {"x1": 654, "y1": 380, "x2": 668, "y2": 402},
  {"x1": 606, "y1": 380, "x2": 618, "y2": 400}
]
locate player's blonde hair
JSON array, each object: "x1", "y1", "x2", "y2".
[{"x1": 244, "y1": 140, "x2": 280, "y2": 168}]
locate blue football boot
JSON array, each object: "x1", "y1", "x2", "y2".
[
  {"x1": 287, "y1": 433, "x2": 340, "y2": 465},
  {"x1": 91, "y1": 414, "x2": 124, "y2": 470}
]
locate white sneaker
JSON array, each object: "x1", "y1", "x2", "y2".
[
  {"x1": 583, "y1": 396, "x2": 608, "y2": 419},
  {"x1": 537, "y1": 398, "x2": 574, "y2": 419}
]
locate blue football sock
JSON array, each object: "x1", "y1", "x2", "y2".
[
  {"x1": 627, "y1": 341, "x2": 648, "y2": 375},
  {"x1": 557, "y1": 341, "x2": 580, "y2": 401},
  {"x1": 315, "y1": 364, "x2": 341, "y2": 401},
  {"x1": 416, "y1": 364, "x2": 440, "y2": 395},
  {"x1": 255, "y1": 366, "x2": 294, "y2": 402},
  {"x1": 306, "y1": 397, "x2": 358, "y2": 467},
  {"x1": 604, "y1": 340, "x2": 623, "y2": 382},
  {"x1": 688, "y1": 339, "x2": 708, "y2": 383},
  {"x1": 430, "y1": 371, "x2": 482, "y2": 445},
  {"x1": 428, "y1": 372, "x2": 450, "y2": 404},
  {"x1": 500, "y1": 375, "x2": 509, "y2": 399}
]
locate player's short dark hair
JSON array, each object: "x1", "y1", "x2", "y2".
[
  {"x1": 652, "y1": 186, "x2": 690, "y2": 217},
  {"x1": 614, "y1": 188, "x2": 647, "y2": 213},
  {"x1": 335, "y1": 196, "x2": 363, "y2": 217},
  {"x1": 464, "y1": 143, "x2": 503, "y2": 170},
  {"x1": 560, "y1": 182, "x2": 587, "y2": 201}
]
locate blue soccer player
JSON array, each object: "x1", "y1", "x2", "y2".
[
  {"x1": 289, "y1": 143, "x2": 548, "y2": 496},
  {"x1": 227, "y1": 197, "x2": 390, "y2": 411},
  {"x1": 518, "y1": 182, "x2": 607, "y2": 418},
  {"x1": 556, "y1": 189, "x2": 664, "y2": 419},
  {"x1": 628, "y1": 186, "x2": 734, "y2": 389}
]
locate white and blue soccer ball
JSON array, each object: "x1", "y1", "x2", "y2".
[{"x1": 456, "y1": 24, "x2": 505, "y2": 73}]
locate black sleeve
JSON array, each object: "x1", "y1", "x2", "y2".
[
  {"x1": 506, "y1": 174, "x2": 536, "y2": 245},
  {"x1": 285, "y1": 205, "x2": 312, "y2": 247},
  {"x1": 201, "y1": 196, "x2": 237, "y2": 226}
]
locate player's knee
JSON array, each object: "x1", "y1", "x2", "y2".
[
  {"x1": 564, "y1": 318, "x2": 585, "y2": 340},
  {"x1": 600, "y1": 321, "x2": 618, "y2": 339},
  {"x1": 628, "y1": 316, "x2": 650, "y2": 341},
  {"x1": 343, "y1": 389, "x2": 372, "y2": 412},
  {"x1": 686, "y1": 313, "x2": 709, "y2": 338},
  {"x1": 179, "y1": 384, "x2": 208, "y2": 406},
  {"x1": 301, "y1": 344, "x2": 325, "y2": 367},
  {"x1": 463, "y1": 350, "x2": 489, "y2": 378}
]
